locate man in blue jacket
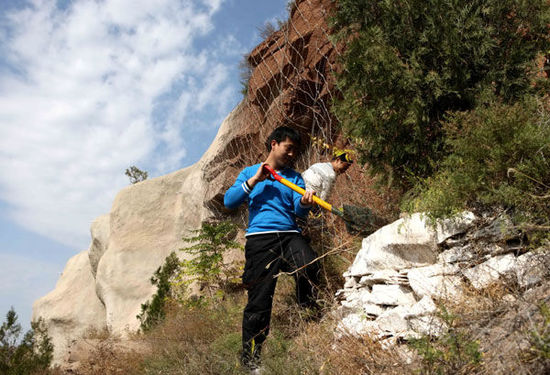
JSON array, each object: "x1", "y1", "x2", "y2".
[{"x1": 224, "y1": 126, "x2": 319, "y2": 373}]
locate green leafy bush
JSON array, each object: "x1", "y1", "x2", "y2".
[
  {"x1": 137, "y1": 252, "x2": 180, "y2": 332},
  {"x1": 331, "y1": 0, "x2": 550, "y2": 187},
  {"x1": 403, "y1": 96, "x2": 550, "y2": 233},
  {"x1": 0, "y1": 308, "x2": 54, "y2": 375},
  {"x1": 175, "y1": 220, "x2": 243, "y2": 301},
  {"x1": 138, "y1": 221, "x2": 243, "y2": 330}
]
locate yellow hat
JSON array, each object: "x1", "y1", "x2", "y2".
[{"x1": 333, "y1": 149, "x2": 354, "y2": 163}]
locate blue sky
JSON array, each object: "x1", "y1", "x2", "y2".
[{"x1": 0, "y1": 0, "x2": 289, "y2": 331}]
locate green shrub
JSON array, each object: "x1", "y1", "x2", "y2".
[
  {"x1": 137, "y1": 252, "x2": 180, "y2": 332},
  {"x1": 125, "y1": 165, "x2": 148, "y2": 184},
  {"x1": 139, "y1": 221, "x2": 243, "y2": 331},
  {"x1": 175, "y1": 220, "x2": 243, "y2": 302},
  {"x1": 0, "y1": 308, "x2": 54, "y2": 375},
  {"x1": 403, "y1": 96, "x2": 550, "y2": 234},
  {"x1": 331, "y1": 0, "x2": 550, "y2": 187}
]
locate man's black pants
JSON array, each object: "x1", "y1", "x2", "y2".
[{"x1": 241, "y1": 232, "x2": 319, "y2": 365}]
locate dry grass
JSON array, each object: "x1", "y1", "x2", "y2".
[
  {"x1": 292, "y1": 321, "x2": 412, "y2": 375},
  {"x1": 69, "y1": 273, "x2": 550, "y2": 375},
  {"x1": 70, "y1": 220, "x2": 550, "y2": 375},
  {"x1": 74, "y1": 340, "x2": 145, "y2": 375}
]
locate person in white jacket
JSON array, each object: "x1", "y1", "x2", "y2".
[{"x1": 301, "y1": 150, "x2": 353, "y2": 201}]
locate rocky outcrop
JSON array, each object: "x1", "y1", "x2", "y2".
[
  {"x1": 33, "y1": 103, "x2": 249, "y2": 364},
  {"x1": 32, "y1": 251, "x2": 107, "y2": 363},
  {"x1": 336, "y1": 212, "x2": 550, "y2": 343}
]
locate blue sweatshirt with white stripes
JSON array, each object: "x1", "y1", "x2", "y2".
[{"x1": 224, "y1": 163, "x2": 310, "y2": 235}]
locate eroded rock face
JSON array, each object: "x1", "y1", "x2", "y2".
[
  {"x1": 89, "y1": 214, "x2": 109, "y2": 279},
  {"x1": 34, "y1": 103, "x2": 250, "y2": 362},
  {"x1": 32, "y1": 251, "x2": 107, "y2": 365}
]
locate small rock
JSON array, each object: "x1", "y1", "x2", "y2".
[
  {"x1": 359, "y1": 269, "x2": 409, "y2": 286},
  {"x1": 438, "y1": 244, "x2": 474, "y2": 264},
  {"x1": 405, "y1": 295, "x2": 438, "y2": 318},
  {"x1": 362, "y1": 303, "x2": 385, "y2": 317},
  {"x1": 408, "y1": 315, "x2": 447, "y2": 337},
  {"x1": 435, "y1": 211, "x2": 476, "y2": 244},
  {"x1": 343, "y1": 277, "x2": 359, "y2": 289},
  {"x1": 472, "y1": 215, "x2": 519, "y2": 242},
  {"x1": 338, "y1": 313, "x2": 379, "y2": 337},
  {"x1": 515, "y1": 250, "x2": 550, "y2": 288},
  {"x1": 407, "y1": 264, "x2": 462, "y2": 299},
  {"x1": 376, "y1": 305, "x2": 410, "y2": 333},
  {"x1": 463, "y1": 254, "x2": 517, "y2": 289},
  {"x1": 369, "y1": 284, "x2": 417, "y2": 306}
]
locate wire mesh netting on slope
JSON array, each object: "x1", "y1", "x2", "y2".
[{"x1": 204, "y1": 0, "x2": 398, "y2": 233}]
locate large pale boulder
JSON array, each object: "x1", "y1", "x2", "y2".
[
  {"x1": 93, "y1": 102, "x2": 249, "y2": 335},
  {"x1": 95, "y1": 164, "x2": 207, "y2": 335},
  {"x1": 33, "y1": 103, "x2": 250, "y2": 360},
  {"x1": 32, "y1": 250, "x2": 106, "y2": 365},
  {"x1": 348, "y1": 212, "x2": 475, "y2": 276},
  {"x1": 348, "y1": 213, "x2": 439, "y2": 276}
]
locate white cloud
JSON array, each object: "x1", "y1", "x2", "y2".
[{"x1": 0, "y1": 0, "x2": 241, "y2": 249}]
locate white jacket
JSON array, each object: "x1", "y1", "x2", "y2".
[{"x1": 301, "y1": 162, "x2": 336, "y2": 201}]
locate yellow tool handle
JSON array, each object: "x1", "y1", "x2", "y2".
[
  {"x1": 277, "y1": 178, "x2": 334, "y2": 212},
  {"x1": 262, "y1": 164, "x2": 335, "y2": 212}
]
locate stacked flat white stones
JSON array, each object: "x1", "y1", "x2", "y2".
[{"x1": 336, "y1": 212, "x2": 550, "y2": 343}]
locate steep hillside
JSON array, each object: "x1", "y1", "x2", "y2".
[{"x1": 31, "y1": 1, "x2": 550, "y2": 374}]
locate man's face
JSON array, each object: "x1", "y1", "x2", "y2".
[
  {"x1": 270, "y1": 137, "x2": 298, "y2": 168},
  {"x1": 333, "y1": 159, "x2": 352, "y2": 175}
]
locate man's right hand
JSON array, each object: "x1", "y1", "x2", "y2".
[{"x1": 247, "y1": 162, "x2": 270, "y2": 188}]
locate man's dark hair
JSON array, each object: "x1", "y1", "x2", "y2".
[{"x1": 266, "y1": 126, "x2": 301, "y2": 151}]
